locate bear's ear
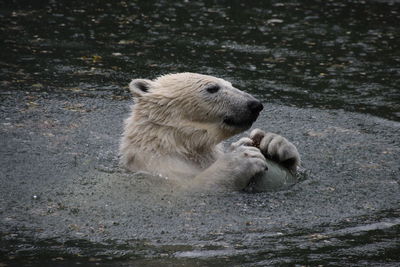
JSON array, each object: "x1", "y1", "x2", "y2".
[{"x1": 129, "y1": 79, "x2": 154, "y2": 98}]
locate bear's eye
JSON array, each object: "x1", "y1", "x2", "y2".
[{"x1": 206, "y1": 85, "x2": 220, "y2": 94}]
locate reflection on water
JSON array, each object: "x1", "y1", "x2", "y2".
[{"x1": 0, "y1": 0, "x2": 399, "y2": 266}]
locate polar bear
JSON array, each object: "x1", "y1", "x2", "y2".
[{"x1": 120, "y1": 73, "x2": 300, "y2": 190}]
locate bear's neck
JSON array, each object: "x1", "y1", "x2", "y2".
[{"x1": 134, "y1": 120, "x2": 220, "y2": 158}]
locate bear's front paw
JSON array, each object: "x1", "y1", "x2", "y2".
[
  {"x1": 250, "y1": 129, "x2": 300, "y2": 172},
  {"x1": 228, "y1": 138, "x2": 268, "y2": 185}
]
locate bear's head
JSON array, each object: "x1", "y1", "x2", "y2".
[{"x1": 129, "y1": 73, "x2": 263, "y2": 143}]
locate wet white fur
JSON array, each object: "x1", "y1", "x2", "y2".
[{"x1": 119, "y1": 73, "x2": 299, "y2": 190}]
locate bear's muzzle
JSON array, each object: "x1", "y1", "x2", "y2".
[{"x1": 223, "y1": 99, "x2": 263, "y2": 129}]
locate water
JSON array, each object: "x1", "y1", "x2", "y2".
[{"x1": 1, "y1": 0, "x2": 399, "y2": 266}]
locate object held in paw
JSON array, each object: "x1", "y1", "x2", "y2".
[{"x1": 243, "y1": 128, "x2": 300, "y2": 193}]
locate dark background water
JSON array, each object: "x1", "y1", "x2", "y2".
[
  {"x1": 1, "y1": 0, "x2": 399, "y2": 266},
  {"x1": 1, "y1": 0, "x2": 399, "y2": 120}
]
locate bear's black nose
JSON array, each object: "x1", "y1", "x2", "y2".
[{"x1": 247, "y1": 100, "x2": 263, "y2": 114}]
